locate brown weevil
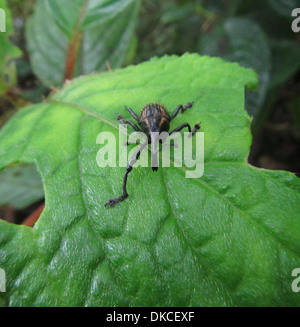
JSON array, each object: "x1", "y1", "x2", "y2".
[{"x1": 105, "y1": 102, "x2": 201, "y2": 207}]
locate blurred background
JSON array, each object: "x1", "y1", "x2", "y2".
[{"x1": 0, "y1": 0, "x2": 300, "y2": 225}]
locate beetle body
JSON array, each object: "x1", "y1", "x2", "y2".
[
  {"x1": 105, "y1": 101, "x2": 201, "y2": 207},
  {"x1": 139, "y1": 103, "x2": 171, "y2": 139}
]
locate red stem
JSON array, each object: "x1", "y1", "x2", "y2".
[
  {"x1": 22, "y1": 203, "x2": 45, "y2": 227},
  {"x1": 64, "y1": 0, "x2": 89, "y2": 81}
]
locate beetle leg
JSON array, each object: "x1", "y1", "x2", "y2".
[
  {"x1": 190, "y1": 122, "x2": 201, "y2": 137},
  {"x1": 170, "y1": 122, "x2": 191, "y2": 134},
  {"x1": 170, "y1": 102, "x2": 193, "y2": 121},
  {"x1": 169, "y1": 122, "x2": 201, "y2": 137},
  {"x1": 125, "y1": 106, "x2": 139, "y2": 121},
  {"x1": 105, "y1": 141, "x2": 148, "y2": 207},
  {"x1": 125, "y1": 140, "x2": 140, "y2": 146},
  {"x1": 117, "y1": 115, "x2": 141, "y2": 132}
]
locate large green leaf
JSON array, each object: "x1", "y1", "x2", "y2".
[
  {"x1": 0, "y1": 0, "x2": 21, "y2": 94},
  {"x1": 25, "y1": 0, "x2": 140, "y2": 87},
  {"x1": 1, "y1": 54, "x2": 300, "y2": 307}
]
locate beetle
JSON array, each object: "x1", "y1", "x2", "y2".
[{"x1": 105, "y1": 102, "x2": 201, "y2": 207}]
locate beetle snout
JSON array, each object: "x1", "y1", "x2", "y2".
[{"x1": 150, "y1": 132, "x2": 159, "y2": 171}]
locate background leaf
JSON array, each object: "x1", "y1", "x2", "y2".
[
  {"x1": 267, "y1": 0, "x2": 300, "y2": 18},
  {"x1": 0, "y1": 0, "x2": 21, "y2": 94},
  {"x1": 25, "y1": 0, "x2": 140, "y2": 87},
  {"x1": 200, "y1": 17, "x2": 271, "y2": 123},
  {"x1": 0, "y1": 54, "x2": 300, "y2": 307},
  {"x1": 0, "y1": 164, "x2": 44, "y2": 209},
  {"x1": 269, "y1": 39, "x2": 300, "y2": 88}
]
